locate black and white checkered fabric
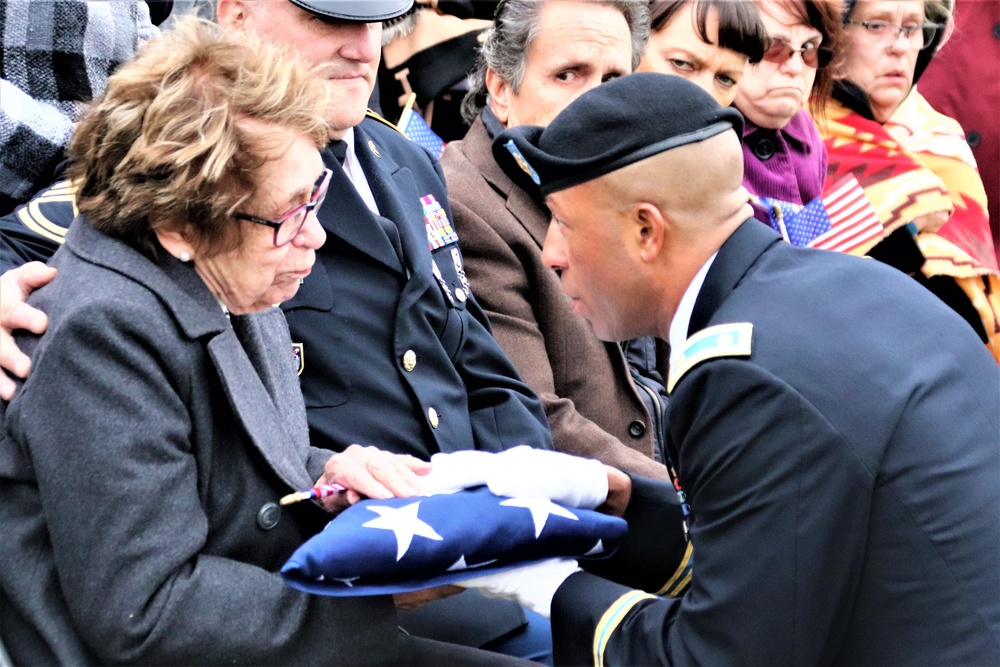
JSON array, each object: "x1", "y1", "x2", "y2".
[{"x1": 0, "y1": 0, "x2": 157, "y2": 213}]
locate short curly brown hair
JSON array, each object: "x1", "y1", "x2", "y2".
[{"x1": 68, "y1": 16, "x2": 331, "y2": 258}]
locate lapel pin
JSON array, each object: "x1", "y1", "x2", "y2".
[{"x1": 368, "y1": 140, "x2": 381, "y2": 158}]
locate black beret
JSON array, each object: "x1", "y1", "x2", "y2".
[
  {"x1": 288, "y1": 0, "x2": 414, "y2": 21},
  {"x1": 493, "y1": 72, "x2": 745, "y2": 196}
]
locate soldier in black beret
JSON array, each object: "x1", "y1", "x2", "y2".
[{"x1": 459, "y1": 71, "x2": 1000, "y2": 664}]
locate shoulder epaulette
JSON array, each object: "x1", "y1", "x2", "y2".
[
  {"x1": 364, "y1": 109, "x2": 403, "y2": 135},
  {"x1": 668, "y1": 322, "x2": 753, "y2": 393}
]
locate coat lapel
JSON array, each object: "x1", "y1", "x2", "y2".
[
  {"x1": 317, "y1": 143, "x2": 404, "y2": 274},
  {"x1": 353, "y1": 124, "x2": 438, "y2": 312},
  {"x1": 688, "y1": 219, "x2": 783, "y2": 336},
  {"x1": 207, "y1": 326, "x2": 314, "y2": 491},
  {"x1": 465, "y1": 118, "x2": 551, "y2": 248}
]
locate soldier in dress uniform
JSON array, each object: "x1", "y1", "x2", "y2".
[
  {"x1": 458, "y1": 71, "x2": 1000, "y2": 665},
  {"x1": 0, "y1": 0, "x2": 554, "y2": 661}
]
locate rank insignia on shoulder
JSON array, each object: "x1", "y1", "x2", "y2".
[
  {"x1": 668, "y1": 322, "x2": 753, "y2": 394},
  {"x1": 364, "y1": 108, "x2": 403, "y2": 134},
  {"x1": 504, "y1": 139, "x2": 541, "y2": 185},
  {"x1": 292, "y1": 343, "x2": 304, "y2": 376}
]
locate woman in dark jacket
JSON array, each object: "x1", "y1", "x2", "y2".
[{"x1": 0, "y1": 17, "x2": 487, "y2": 666}]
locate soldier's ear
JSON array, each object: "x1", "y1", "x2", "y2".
[
  {"x1": 485, "y1": 68, "x2": 512, "y2": 126},
  {"x1": 632, "y1": 203, "x2": 666, "y2": 264}
]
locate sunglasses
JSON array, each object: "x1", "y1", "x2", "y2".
[
  {"x1": 762, "y1": 39, "x2": 834, "y2": 69},
  {"x1": 232, "y1": 168, "x2": 332, "y2": 247}
]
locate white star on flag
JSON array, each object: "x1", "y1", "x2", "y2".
[
  {"x1": 500, "y1": 497, "x2": 578, "y2": 537},
  {"x1": 447, "y1": 555, "x2": 498, "y2": 571},
  {"x1": 363, "y1": 501, "x2": 443, "y2": 560}
]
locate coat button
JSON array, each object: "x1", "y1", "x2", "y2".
[
  {"x1": 402, "y1": 349, "x2": 417, "y2": 372},
  {"x1": 428, "y1": 407, "x2": 440, "y2": 429},
  {"x1": 256, "y1": 502, "x2": 281, "y2": 530},
  {"x1": 455, "y1": 288, "x2": 467, "y2": 302},
  {"x1": 992, "y1": 22, "x2": 1000, "y2": 40},
  {"x1": 628, "y1": 420, "x2": 646, "y2": 438},
  {"x1": 966, "y1": 130, "x2": 981, "y2": 148},
  {"x1": 752, "y1": 138, "x2": 775, "y2": 161}
]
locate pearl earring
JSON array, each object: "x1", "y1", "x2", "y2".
[{"x1": 179, "y1": 251, "x2": 191, "y2": 263}]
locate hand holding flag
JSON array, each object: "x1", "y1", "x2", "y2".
[{"x1": 756, "y1": 175, "x2": 883, "y2": 255}]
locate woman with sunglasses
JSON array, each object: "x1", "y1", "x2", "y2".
[
  {"x1": 734, "y1": 0, "x2": 842, "y2": 223},
  {"x1": 821, "y1": 0, "x2": 1000, "y2": 361}
]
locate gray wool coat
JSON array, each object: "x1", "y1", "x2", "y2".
[{"x1": 0, "y1": 217, "x2": 399, "y2": 665}]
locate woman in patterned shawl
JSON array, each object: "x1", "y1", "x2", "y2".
[{"x1": 820, "y1": 0, "x2": 999, "y2": 361}]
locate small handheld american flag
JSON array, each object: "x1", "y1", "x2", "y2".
[
  {"x1": 398, "y1": 93, "x2": 445, "y2": 159},
  {"x1": 757, "y1": 175, "x2": 883, "y2": 254}
]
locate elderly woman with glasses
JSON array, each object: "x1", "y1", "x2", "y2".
[
  {"x1": 0, "y1": 17, "x2": 473, "y2": 666},
  {"x1": 820, "y1": 0, "x2": 1000, "y2": 361},
  {"x1": 734, "y1": 0, "x2": 842, "y2": 222}
]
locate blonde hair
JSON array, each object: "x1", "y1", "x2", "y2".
[{"x1": 68, "y1": 16, "x2": 331, "y2": 257}]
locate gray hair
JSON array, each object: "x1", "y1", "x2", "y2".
[{"x1": 460, "y1": 0, "x2": 650, "y2": 125}]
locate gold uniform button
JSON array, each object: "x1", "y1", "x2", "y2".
[
  {"x1": 428, "y1": 407, "x2": 440, "y2": 429},
  {"x1": 455, "y1": 288, "x2": 467, "y2": 302},
  {"x1": 403, "y1": 349, "x2": 417, "y2": 372}
]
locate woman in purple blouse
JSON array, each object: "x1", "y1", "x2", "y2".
[{"x1": 735, "y1": 0, "x2": 843, "y2": 223}]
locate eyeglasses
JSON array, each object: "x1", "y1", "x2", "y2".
[
  {"x1": 762, "y1": 39, "x2": 834, "y2": 69},
  {"x1": 232, "y1": 168, "x2": 332, "y2": 247},
  {"x1": 845, "y1": 20, "x2": 943, "y2": 50}
]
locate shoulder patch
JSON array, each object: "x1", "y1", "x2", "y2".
[
  {"x1": 365, "y1": 109, "x2": 403, "y2": 135},
  {"x1": 668, "y1": 322, "x2": 753, "y2": 393},
  {"x1": 16, "y1": 179, "x2": 78, "y2": 245}
]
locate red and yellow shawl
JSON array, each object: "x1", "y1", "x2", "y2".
[{"x1": 821, "y1": 89, "x2": 1000, "y2": 362}]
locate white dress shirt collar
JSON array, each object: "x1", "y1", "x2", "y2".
[
  {"x1": 338, "y1": 127, "x2": 380, "y2": 215},
  {"x1": 668, "y1": 252, "x2": 718, "y2": 367}
]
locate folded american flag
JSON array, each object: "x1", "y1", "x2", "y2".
[
  {"x1": 281, "y1": 486, "x2": 627, "y2": 596},
  {"x1": 757, "y1": 175, "x2": 883, "y2": 254}
]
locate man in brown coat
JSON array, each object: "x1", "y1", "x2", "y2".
[{"x1": 442, "y1": 0, "x2": 678, "y2": 493}]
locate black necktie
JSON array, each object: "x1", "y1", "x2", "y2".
[
  {"x1": 328, "y1": 139, "x2": 348, "y2": 166},
  {"x1": 327, "y1": 138, "x2": 404, "y2": 266}
]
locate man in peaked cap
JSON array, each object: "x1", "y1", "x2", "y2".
[
  {"x1": 460, "y1": 72, "x2": 1000, "y2": 664},
  {"x1": 0, "y1": 0, "x2": 554, "y2": 662}
]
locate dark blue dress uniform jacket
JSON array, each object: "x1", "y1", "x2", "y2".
[
  {"x1": 551, "y1": 220, "x2": 1000, "y2": 666},
  {"x1": 283, "y1": 115, "x2": 552, "y2": 458}
]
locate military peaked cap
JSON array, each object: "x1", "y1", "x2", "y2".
[
  {"x1": 493, "y1": 72, "x2": 745, "y2": 196},
  {"x1": 288, "y1": 0, "x2": 414, "y2": 21}
]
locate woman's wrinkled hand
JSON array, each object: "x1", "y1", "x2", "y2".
[{"x1": 318, "y1": 444, "x2": 431, "y2": 512}]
